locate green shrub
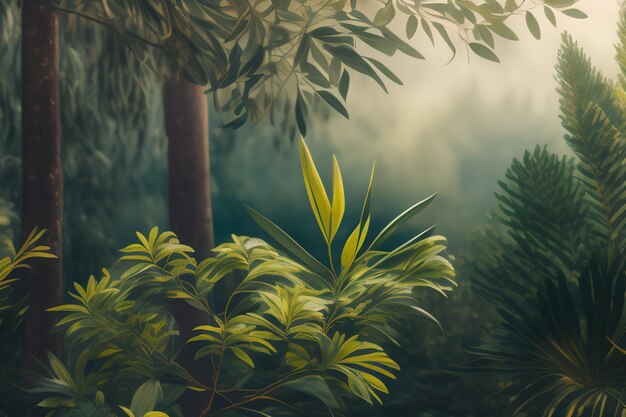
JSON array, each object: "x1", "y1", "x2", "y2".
[{"x1": 35, "y1": 140, "x2": 455, "y2": 417}]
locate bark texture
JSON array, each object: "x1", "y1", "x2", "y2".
[
  {"x1": 164, "y1": 79, "x2": 215, "y2": 416},
  {"x1": 20, "y1": 0, "x2": 63, "y2": 379}
]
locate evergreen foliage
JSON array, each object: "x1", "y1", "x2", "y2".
[{"x1": 467, "y1": 20, "x2": 626, "y2": 417}]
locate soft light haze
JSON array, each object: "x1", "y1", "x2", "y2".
[{"x1": 212, "y1": 1, "x2": 622, "y2": 251}]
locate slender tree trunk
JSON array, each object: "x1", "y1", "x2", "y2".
[
  {"x1": 20, "y1": 0, "x2": 63, "y2": 382},
  {"x1": 165, "y1": 79, "x2": 214, "y2": 257},
  {"x1": 164, "y1": 79, "x2": 214, "y2": 416}
]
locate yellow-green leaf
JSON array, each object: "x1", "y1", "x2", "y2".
[
  {"x1": 341, "y1": 216, "x2": 369, "y2": 270},
  {"x1": 341, "y1": 224, "x2": 361, "y2": 270},
  {"x1": 340, "y1": 164, "x2": 374, "y2": 270},
  {"x1": 299, "y1": 138, "x2": 331, "y2": 241},
  {"x1": 231, "y1": 346, "x2": 255, "y2": 367},
  {"x1": 330, "y1": 155, "x2": 345, "y2": 241},
  {"x1": 120, "y1": 406, "x2": 135, "y2": 417}
]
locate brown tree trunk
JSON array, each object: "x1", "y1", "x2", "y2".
[
  {"x1": 165, "y1": 79, "x2": 214, "y2": 256},
  {"x1": 20, "y1": 0, "x2": 63, "y2": 386},
  {"x1": 164, "y1": 79, "x2": 214, "y2": 416}
]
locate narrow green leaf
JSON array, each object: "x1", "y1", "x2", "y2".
[
  {"x1": 368, "y1": 193, "x2": 437, "y2": 250},
  {"x1": 544, "y1": 6, "x2": 557, "y2": 26},
  {"x1": 544, "y1": 0, "x2": 576, "y2": 7},
  {"x1": 324, "y1": 44, "x2": 388, "y2": 93},
  {"x1": 373, "y1": 1, "x2": 395, "y2": 26},
  {"x1": 433, "y1": 22, "x2": 456, "y2": 61},
  {"x1": 316, "y1": 90, "x2": 349, "y2": 119},
  {"x1": 469, "y1": 43, "x2": 500, "y2": 63},
  {"x1": 130, "y1": 380, "x2": 163, "y2": 417},
  {"x1": 406, "y1": 15, "x2": 418, "y2": 39},
  {"x1": 245, "y1": 206, "x2": 332, "y2": 279},
  {"x1": 477, "y1": 25, "x2": 495, "y2": 49},
  {"x1": 231, "y1": 347, "x2": 255, "y2": 367},
  {"x1": 295, "y1": 35, "x2": 310, "y2": 66},
  {"x1": 411, "y1": 305, "x2": 444, "y2": 334},
  {"x1": 120, "y1": 406, "x2": 135, "y2": 417},
  {"x1": 421, "y1": 18, "x2": 434, "y2": 45},
  {"x1": 295, "y1": 92, "x2": 307, "y2": 136},
  {"x1": 338, "y1": 70, "x2": 350, "y2": 100},
  {"x1": 489, "y1": 21, "x2": 519, "y2": 41},
  {"x1": 525, "y1": 12, "x2": 541, "y2": 40},
  {"x1": 367, "y1": 58, "x2": 403, "y2": 85},
  {"x1": 562, "y1": 9, "x2": 587, "y2": 19},
  {"x1": 282, "y1": 375, "x2": 340, "y2": 409},
  {"x1": 341, "y1": 165, "x2": 375, "y2": 270}
]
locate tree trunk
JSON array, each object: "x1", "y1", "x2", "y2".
[
  {"x1": 165, "y1": 79, "x2": 214, "y2": 255},
  {"x1": 164, "y1": 79, "x2": 214, "y2": 416},
  {"x1": 20, "y1": 0, "x2": 63, "y2": 385}
]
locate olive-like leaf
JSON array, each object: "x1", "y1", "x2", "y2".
[
  {"x1": 525, "y1": 12, "x2": 541, "y2": 40},
  {"x1": 406, "y1": 15, "x2": 418, "y2": 39},
  {"x1": 469, "y1": 43, "x2": 500, "y2": 63}
]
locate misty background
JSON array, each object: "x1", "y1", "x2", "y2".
[
  {"x1": 208, "y1": 0, "x2": 621, "y2": 259},
  {"x1": 1, "y1": 3, "x2": 621, "y2": 416}
]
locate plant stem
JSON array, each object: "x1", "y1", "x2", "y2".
[
  {"x1": 200, "y1": 344, "x2": 225, "y2": 417},
  {"x1": 327, "y1": 244, "x2": 337, "y2": 278}
]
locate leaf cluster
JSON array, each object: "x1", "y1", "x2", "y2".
[
  {"x1": 36, "y1": 139, "x2": 455, "y2": 417},
  {"x1": 52, "y1": 0, "x2": 584, "y2": 138}
]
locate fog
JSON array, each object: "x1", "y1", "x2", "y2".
[{"x1": 211, "y1": 1, "x2": 621, "y2": 252}]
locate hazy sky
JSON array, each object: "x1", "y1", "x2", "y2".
[{"x1": 212, "y1": 1, "x2": 622, "y2": 253}]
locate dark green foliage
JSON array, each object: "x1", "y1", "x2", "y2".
[
  {"x1": 362, "y1": 278, "x2": 515, "y2": 417},
  {"x1": 471, "y1": 250, "x2": 626, "y2": 416},
  {"x1": 467, "y1": 23, "x2": 626, "y2": 417},
  {"x1": 470, "y1": 146, "x2": 591, "y2": 302}
]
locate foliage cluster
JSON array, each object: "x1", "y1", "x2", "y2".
[
  {"x1": 29, "y1": 140, "x2": 454, "y2": 417},
  {"x1": 52, "y1": 0, "x2": 585, "y2": 137},
  {"x1": 467, "y1": 18, "x2": 626, "y2": 417}
]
